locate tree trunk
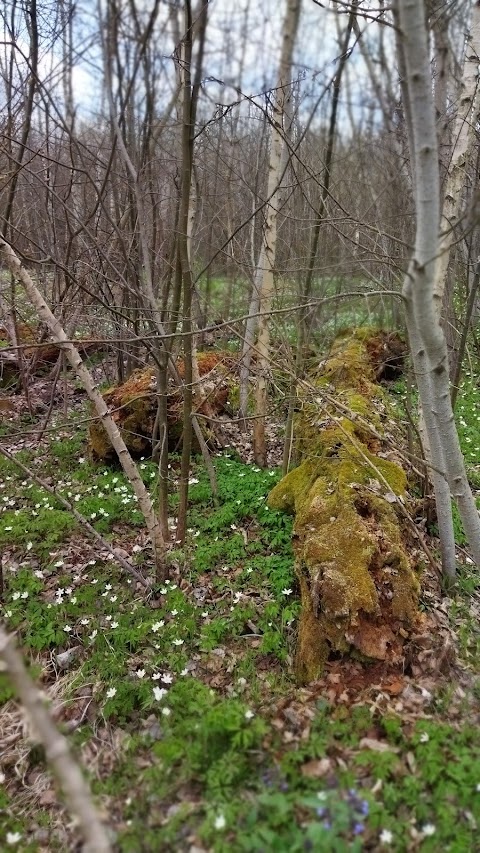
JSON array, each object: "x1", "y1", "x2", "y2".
[
  {"x1": 397, "y1": 0, "x2": 480, "y2": 573},
  {"x1": 434, "y1": 1, "x2": 480, "y2": 308},
  {"x1": 0, "y1": 625, "x2": 112, "y2": 853},
  {"x1": 253, "y1": 0, "x2": 301, "y2": 466},
  {"x1": 0, "y1": 239, "x2": 167, "y2": 579},
  {"x1": 283, "y1": 2, "x2": 356, "y2": 474}
]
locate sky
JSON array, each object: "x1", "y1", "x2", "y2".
[{"x1": 0, "y1": 0, "x2": 391, "y2": 132}]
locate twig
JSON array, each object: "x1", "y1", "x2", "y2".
[{"x1": 0, "y1": 445, "x2": 149, "y2": 587}]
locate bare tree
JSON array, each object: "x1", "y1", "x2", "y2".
[
  {"x1": 252, "y1": 0, "x2": 302, "y2": 467},
  {"x1": 396, "y1": 0, "x2": 480, "y2": 576}
]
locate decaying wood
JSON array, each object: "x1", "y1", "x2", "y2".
[
  {"x1": 88, "y1": 351, "x2": 236, "y2": 461},
  {"x1": 268, "y1": 329, "x2": 422, "y2": 683}
]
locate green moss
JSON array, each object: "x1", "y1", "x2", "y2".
[{"x1": 268, "y1": 328, "x2": 419, "y2": 683}]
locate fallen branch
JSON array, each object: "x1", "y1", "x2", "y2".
[
  {"x1": 0, "y1": 445, "x2": 149, "y2": 587},
  {"x1": 0, "y1": 624, "x2": 112, "y2": 853},
  {"x1": 0, "y1": 238, "x2": 166, "y2": 579}
]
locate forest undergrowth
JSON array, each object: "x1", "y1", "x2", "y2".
[{"x1": 0, "y1": 366, "x2": 480, "y2": 852}]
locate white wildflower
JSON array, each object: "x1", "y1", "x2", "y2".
[{"x1": 153, "y1": 687, "x2": 167, "y2": 701}]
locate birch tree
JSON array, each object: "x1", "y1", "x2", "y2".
[
  {"x1": 396, "y1": 0, "x2": 480, "y2": 576},
  {"x1": 434, "y1": 1, "x2": 480, "y2": 309},
  {"x1": 0, "y1": 624, "x2": 112, "y2": 853},
  {"x1": 0, "y1": 239, "x2": 167, "y2": 578},
  {"x1": 252, "y1": 0, "x2": 302, "y2": 467}
]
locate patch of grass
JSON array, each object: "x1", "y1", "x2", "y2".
[{"x1": 2, "y1": 426, "x2": 480, "y2": 851}]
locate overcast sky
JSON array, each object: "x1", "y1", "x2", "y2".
[{"x1": 1, "y1": 0, "x2": 389, "y2": 130}]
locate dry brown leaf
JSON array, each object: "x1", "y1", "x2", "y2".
[
  {"x1": 301, "y1": 758, "x2": 332, "y2": 778},
  {"x1": 358, "y1": 738, "x2": 399, "y2": 753}
]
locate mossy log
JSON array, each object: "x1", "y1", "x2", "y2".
[
  {"x1": 88, "y1": 351, "x2": 236, "y2": 461},
  {"x1": 0, "y1": 323, "x2": 106, "y2": 388},
  {"x1": 268, "y1": 328, "x2": 421, "y2": 683}
]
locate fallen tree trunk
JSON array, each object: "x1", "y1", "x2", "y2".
[
  {"x1": 88, "y1": 351, "x2": 236, "y2": 461},
  {"x1": 0, "y1": 323, "x2": 107, "y2": 388},
  {"x1": 268, "y1": 328, "x2": 421, "y2": 683}
]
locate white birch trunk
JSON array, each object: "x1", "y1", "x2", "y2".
[
  {"x1": 252, "y1": 0, "x2": 301, "y2": 466},
  {"x1": 0, "y1": 624, "x2": 112, "y2": 853},
  {"x1": 0, "y1": 239, "x2": 166, "y2": 574},
  {"x1": 397, "y1": 0, "x2": 480, "y2": 572},
  {"x1": 435, "y1": 1, "x2": 480, "y2": 307}
]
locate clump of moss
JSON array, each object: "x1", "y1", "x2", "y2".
[
  {"x1": 88, "y1": 353, "x2": 236, "y2": 461},
  {"x1": 89, "y1": 368, "x2": 156, "y2": 460},
  {"x1": 269, "y1": 328, "x2": 419, "y2": 683}
]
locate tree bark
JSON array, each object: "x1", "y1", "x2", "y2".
[
  {"x1": 435, "y1": 1, "x2": 480, "y2": 308},
  {"x1": 0, "y1": 239, "x2": 167, "y2": 578},
  {"x1": 397, "y1": 0, "x2": 480, "y2": 573},
  {"x1": 0, "y1": 625, "x2": 112, "y2": 853},
  {"x1": 253, "y1": 0, "x2": 301, "y2": 467}
]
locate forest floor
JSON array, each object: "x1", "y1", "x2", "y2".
[{"x1": 1, "y1": 362, "x2": 480, "y2": 852}]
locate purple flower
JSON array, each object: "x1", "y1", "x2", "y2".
[{"x1": 353, "y1": 823, "x2": 365, "y2": 835}]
